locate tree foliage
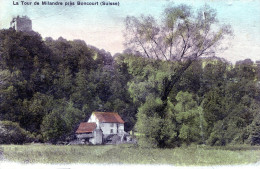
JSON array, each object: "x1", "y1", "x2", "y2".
[
  {"x1": 124, "y1": 4, "x2": 235, "y2": 148},
  {"x1": 0, "y1": 4, "x2": 259, "y2": 147},
  {"x1": 0, "y1": 121, "x2": 34, "y2": 144},
  {"x1": 0, "y1": 29, "x2": 137, "y2": 143}
]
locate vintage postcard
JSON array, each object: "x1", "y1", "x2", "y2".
[{"x1": 0, "y1": 0, "x2": 260, "y2": 168}]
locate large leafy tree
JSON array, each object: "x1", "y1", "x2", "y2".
[
  {"x1": 124, "y1": 4, "x2": 232, "y2": 101},
  {"x1": 124, "y1": 4, "x2": 232, "y2": 147},
  {"x1": 41, "y1": 100, "x2": 84, "y2": 142}
]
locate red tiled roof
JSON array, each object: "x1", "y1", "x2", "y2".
[
  {"x1": 93, "y1": 112, "x2": 124, "y2": 124},
  {"x1": 76, "y1": 122, "x2": 97, "y2": 134}
]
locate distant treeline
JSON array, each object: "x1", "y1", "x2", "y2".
[{"x1": 0, "y1": 29, "x2": 259, "y2": 146}]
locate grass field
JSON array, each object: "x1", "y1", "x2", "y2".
[{"x1": 0, "y1": 144, "x2": 260, "y2": 165}]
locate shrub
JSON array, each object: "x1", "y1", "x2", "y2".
[{"x1": 0, "y1": 121, "x2": 35, "y2": 144}]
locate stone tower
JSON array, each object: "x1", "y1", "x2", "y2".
[{"x1": 10, "y1": 16, "x2": 32, "y2": 32}]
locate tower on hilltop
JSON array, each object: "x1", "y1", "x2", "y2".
[{"x1": 10, "y1": 16, "x2": 32, "y2": 32}]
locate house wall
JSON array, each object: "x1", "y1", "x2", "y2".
[
  {"x1": 89, "y1": 137, "x2": 95, "y2": 144},
  {"x1": 88, "y1": 114, "x2": 101, "y2": 129},
  {"x1": 118, "y1": 123, "x2": 124, "y2": 133},
  {"x1": 100, "y1": 123, "x2": 124, "y2": 135},
  {"x1": 89, "y1": 129, "x2": 103, "y2": 144},
  {"x1": 95, "y1": 129, "x2": 103, "y2": 144}
]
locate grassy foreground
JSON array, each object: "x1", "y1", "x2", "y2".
[{"x1": 0, "y1": 144, "x2": 260, "y2": 165}]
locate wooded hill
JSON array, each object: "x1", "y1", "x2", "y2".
[
  {"x1": 0, "y1": 4, "x2": 260, "y2": 147},
  {"x1": 0, "y1": 29, "x2": 259, "y2": 146}
]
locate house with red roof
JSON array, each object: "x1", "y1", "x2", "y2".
[{"x1": 76, "y1": 112, "x2": 125, "y2": 144}]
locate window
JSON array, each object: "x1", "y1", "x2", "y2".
[
  {"x1": 110, "y1": 123, "x2": 114, "y2": 127},
  {"x1": 110, "y1": 129, "x2": 113, "y2": 134}
]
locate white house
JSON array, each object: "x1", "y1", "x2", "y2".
[{"x1": 76, "y1": 112, "x2": 125, "y2": 144}]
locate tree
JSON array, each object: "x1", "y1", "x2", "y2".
[
  {"x1": 136, "y1": 93, "x2": 180, "y2": 147},
  {"x1": 19, "y1": 93, "x2": 54, "y2": 133},
  {"x1": 0, "y1": 121, "x2": 34, "y2": 144},
  {"x1": 124, "y1": 4, "x2": 231, "y2": 147},
  {"x1": 250, "y1": 112, "x2": 260, "y2": 145},
  {"x1": 177, "y1": 60, "x2": 203, "y2": 94},
  {"x1": 0, "y1": 69, "x2": 26, "y2": 122},
  {"x1": 125, "y1": 4, "x2": 232, "y2": 60},
  {"x1": 41, "y1": 108, "x2": 67, "y2": 142},
  {"x1": 40, "y1": 101, "x2": 84, "y2": 142},
  {"x1": 124, "y1": 4, "x2": 232, "y2": 102},
  {"x1": 174, "y1": 91, "x2": 207, "y2": 145},
  {"x1": 203, "y1": 59, "x2": 260, "y2": 145}
]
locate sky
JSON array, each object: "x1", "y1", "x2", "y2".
[{"x1": 0, "y1": 0, "x2": 260, "y2": 64}]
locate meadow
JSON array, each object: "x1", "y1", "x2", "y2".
[{"x1": 0, "y1": 144, "x2": 260, "y2": 166}]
